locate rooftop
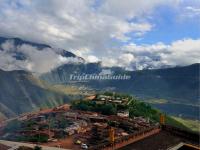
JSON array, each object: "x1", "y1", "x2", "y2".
[{"x1": 119, "y1": 131, "x2": 199, "y2": 150}]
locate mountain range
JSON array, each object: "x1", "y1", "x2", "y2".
[
  {"x1": 0, "y1": 37, "x2": 199, "y2": 120},
  {"x1": 41, "y1": 63, "x2": 199, "y2": 104}
]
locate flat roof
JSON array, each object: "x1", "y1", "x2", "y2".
[{"x1": 119, "y1": 131, "x2": 199, "y2": 150}]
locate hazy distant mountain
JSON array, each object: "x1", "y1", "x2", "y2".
[
  {"x1": 41, "y1": 63, "x2": 199, "y2": 105},
  {"x1": 0, "y1": 36, "x2": 78, "y2": 59},
  {"x1": 0, "y1": 69, "x2": 72, "y2": 119},
  {"x1": 40, "y1": 62, "x2": 102, "y2": 84}
]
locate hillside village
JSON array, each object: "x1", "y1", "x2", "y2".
[
  {"x1": 0, "y1": 93, "x2": 199, "y2": 150},
  {"x1": 0, "y1": 93, "x2": 157, "y2": 149}
]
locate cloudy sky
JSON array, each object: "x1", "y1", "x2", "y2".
[{"x1": 0, "y1": 0, "x2": 200, "y2": 73}]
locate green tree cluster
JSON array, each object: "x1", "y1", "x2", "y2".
[{"x1": 71, "y1": 100, "x2": 117, "y2": 115}]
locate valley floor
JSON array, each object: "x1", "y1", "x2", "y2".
[{"x1": 171, "y1": 116, "x2": 200, "y2": 132}]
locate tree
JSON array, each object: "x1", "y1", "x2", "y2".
[
  {"x1": 78, "y1": 103, "x2": 90, "y2": 111},
  {"x1": 101, "y1": 104, "x2": 117, "y2": 115}
]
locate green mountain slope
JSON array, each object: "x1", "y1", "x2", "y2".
[{"x1": 0, "y1": 69, "x2": 73, "y2": 119}]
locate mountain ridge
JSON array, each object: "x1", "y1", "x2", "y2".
[
  {"x1": 40, "y1": 63, "x2": 199, "y2": 105},
  {"x1": 0, "y1": 36, "x2": 83, "y2": 61}
]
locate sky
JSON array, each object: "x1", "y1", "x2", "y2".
[{"x1": 0, "y1": 0, "x2": 200, "y2": 73}]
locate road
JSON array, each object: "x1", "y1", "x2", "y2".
[{"x1": 0, "y1": 140, "x2": 71, "y2": 150}]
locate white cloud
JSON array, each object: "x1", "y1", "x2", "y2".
[
  {"x1": 87, "y1": 55, "x2": 99, "y2": 63},
  {"x1": 99, "y1": 0, "x2": 176, "y2": 19},
  {"x1": 118, "y1": 53, "x2": 135, "y2": 67},
  {"x1": 102, "y1": 53, "x2": 135, "y2": 69},
  {"x1": 121, "y1": 38, "x2": 200, "y2": 70},
  {"x1": 177, "y1": 1, "x2": 200, "y2": 21},
  {"x1": 110, "y1": 22, "x2": 152, "y2": 41},
  {"x1": 0, "y1": 51, "x2": 28, "y2": 71},
  {"x1": 1, "y1": 40, "x2": 15, "y2": 51},
  {"x1": 0, "y1": 40, "x2": 82, "y2": 73},
  {"x1": 186, "y1": 6, "x2": 200, "y2": 13},
  {"x1": 0, "y1": 0, "x2": 199, "y2": 72},
  {"x1": 184, "y1": 6, "x2": 200, "y2": 18},
  {"x1": 0, "y1": 0, "x2": 174, "y2": 59},
  {"x1": 166, "y1": 38, "x2": 200, "y2": 65},
  {"x1": 102, "y1": 57, "x2": 117, "y2": 68}
]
